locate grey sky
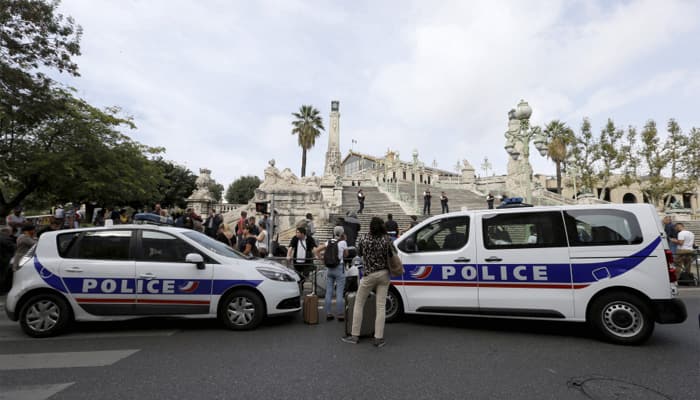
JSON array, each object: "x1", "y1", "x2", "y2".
[{"x1": 56, "y1": 0, "x2": 700, "y2": 186}]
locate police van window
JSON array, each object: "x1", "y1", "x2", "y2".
[
  {"x1": 399, "y1": 217, "x2": 469, "y2": 253},
  {"x1": 65, "y1": 230, "x2": 132, "y2": 260},
  {"x1": 182, "y1": 231, "x2": 245, "y2": 259},
  {"x1": 57, "y1": 232, "x2": 81, "y2": 258},
  {"x1": 564, "y1": 209, "x2": 642, "y2": 246},
  {"x1": 482, "y1": 211, "x2": 566, "y2": 249},
  {"x1": 138, "y1": 230, "x2": 200, "y2": 262}
]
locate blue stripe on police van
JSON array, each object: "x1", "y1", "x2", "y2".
[{"x1": 395, "y1": 236, "x2": 661, "y2": 287}]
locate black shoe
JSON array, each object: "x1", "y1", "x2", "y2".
[
  {"x1": 373, "y1": 338, "x2": 386, "y2": 348},
  {"x1": 326, "y1": 314, "x2": 335, "y2": 321}
]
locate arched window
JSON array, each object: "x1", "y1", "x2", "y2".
[{"x1": 622, "y1": 193, "x2": 637, "y2": 203}]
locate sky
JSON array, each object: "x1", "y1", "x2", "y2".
[{"x1": 54, "y1": 0, "x2": 700, "y2": 186}]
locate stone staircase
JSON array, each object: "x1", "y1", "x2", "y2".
[
  {"x1": 312, "y1": 186, "x2": 425, "y2": 243},
  {"x1": 396, "y1": 182, "x2": 487, "y2": 211}
]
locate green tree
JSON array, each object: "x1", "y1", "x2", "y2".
[
  {"x1": 152, "y1": 158, "x2": 196, "y2": 209},
  {"x1": 225, "y1": 175, "x2": 261, "y2": 204},
  {"x1": 573, "y1": 118, "x2": 598, "y2": 195},
  {"x1": 291, "y1": 105, "x2": 324, "y2": 177},
  {"x1": 0, "y1": 87, "x2": 164, "y2": 217},
  {"x1": 618, "y1": 125, "x2": 640, "y2": 188},
  {"x1": 682, "y1": 127, "x2": 700, "y2": 204},
  {"x1": 662, "y1": 119, "x2": 688, "y2": 206},
  {"x1": 595, "y1": 119, "x2": 624, "y2": 200},
  {"x1": 639, "y1": 120, "x2": 671, "y2": 205},
  {"x1": 542, "y1": 120, "x2": 575, "y2": 194},
  {"x1": 208, "y1": 182, "x2": 224, "y2": 203}
]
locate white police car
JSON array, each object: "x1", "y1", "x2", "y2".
[
  {"x1": 5, "y1": 224, "x2": 301, "y2": 337},
  {"x1": 386, "y1": 203, "x2": 687, "y2": 345}
]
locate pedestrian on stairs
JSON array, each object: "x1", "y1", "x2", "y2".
[
  {"x1": 357, "y1": 189, "x2": 365, "y2": 214},
  {"x1": 385, "y1": 214, "x2": 399, "y2": 241},
  {"x1": 423, "y1": 189, "x2": 432, "y2": 216},
  {"x1": 440, "y1": 191, "x2": 449, "y2": 213}
]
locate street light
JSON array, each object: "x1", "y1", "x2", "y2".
[
  {"x1": 566, "y1": 154, "x2": 579, "y2": 202},
  {"x1": 504, "y1": 99, "x2": 548, "y2": 203},
  {"x1": 412, "y1": 149, "x2": 419, "y2": 213}
]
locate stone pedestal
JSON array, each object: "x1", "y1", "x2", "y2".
[{"x1": 186, "y1": 168, "x2": 214, "y2": 216}]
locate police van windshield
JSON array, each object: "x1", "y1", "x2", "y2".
[{"x1": 182, "y1": 231, "x2": 250, "y2": 259}]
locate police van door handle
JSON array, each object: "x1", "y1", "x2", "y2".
[
  {"x1": 65, "y1": 267, "x2": 83, "y2": 273},
  {"x1": 454, "y1": 257, "x2": 470, "y2": 262},
  {"x1": 484, "y1": 256, "x2": 502, "y2": 262},
  {"x1": 139, "y1": 273, "x2": 156, "y2": 280}
]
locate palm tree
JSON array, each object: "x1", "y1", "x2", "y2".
[
  {"x1": 543, "y1": 120, "x2": 575, "y2": 194},
  {"x1": 291, "y1": 105, "x2": 325, "y2": 177}
]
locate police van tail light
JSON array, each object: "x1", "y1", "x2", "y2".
[{"x1": 664, "y1": 249, "x2": 677, "y2": 283}]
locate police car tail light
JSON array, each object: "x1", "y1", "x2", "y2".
[
  {"x1": 14, "y1": 245, "x2": 37, "y2": 271},
  {"x1": 664, "y1": 249, "x2": 677, "y2": 283},
  {"x1": 257, "y1": 267, "x2": 296, "y2": 282}
]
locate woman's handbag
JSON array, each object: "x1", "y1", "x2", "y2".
[{"x1": 387, "y1": 241, "x2": 404, "y2": 277}]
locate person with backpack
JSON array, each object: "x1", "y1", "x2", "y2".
[{"x1": 314, "y1": 226, "x2": 348, "y2": 321}]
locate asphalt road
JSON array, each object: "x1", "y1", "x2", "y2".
[{"x1": 1, "y1": 289, "x2": 698, "y2": 400}]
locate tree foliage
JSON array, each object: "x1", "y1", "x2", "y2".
[
  {"x1": 208, "y1": 182, "x2": 224, "y2": 203},
  {"x1": 542, "y1": 120, "x2": 575, "y2": 194},
  {"x1": 291, "y1": 105, "x2": 324, "y2": 177},
  {"x1": 572, "y1": 118, "x2": 598, "y2": 194},
  {"x1": 152, "y1": 158, "x2": 196, "y2": 209},
  {"x1": 225, "y1": 176, "x2": 261, "y2": 204},
  {"x1": 638, "y1": 120, "x2": 671, "y2": 205},
  {"x1": 594, "y1": 119, "x2": 624, "y2": 200}
]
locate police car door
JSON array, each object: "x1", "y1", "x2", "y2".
[
  {"x1": 58, "y1": 229, "x2": 136, "y2": 315},
  {"x1": 477, "y1": 210, "x2": 574, "y2": 319},
  {"x1": 134, "y1": 230, "x2": 213, "y2": 315},
  {"x1": 396, "y1": 216, "x2": 477, "y2": 314}
]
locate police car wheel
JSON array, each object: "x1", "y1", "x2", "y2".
[
  {"x1": 385, "y1": 288, "x2": 404, "y2": 323},
  {"x1": 19, "y1": 293, "x2": 72, "y2": 338},
  {"x1": 589, "y1": 292, "x2": 654, "y2": 345},
  {"x1": 219, "y1": 289, "x2": 265, "y2": 330}
]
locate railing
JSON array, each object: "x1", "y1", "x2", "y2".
[{"x1": 377, "y1": 182, "x2": 419, "y2": 215}]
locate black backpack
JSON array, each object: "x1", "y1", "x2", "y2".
[{"x1": 323, "y1": 239, "x2": 339, "y2": 268}]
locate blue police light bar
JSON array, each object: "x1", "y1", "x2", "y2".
[
  {"x1": 504, "y1": 197, "x2": 523, "y2": 204},
  {"x1": 133, "y1": 213, "x2": 174, "y2": 225}
]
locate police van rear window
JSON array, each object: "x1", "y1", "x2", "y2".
[
  {"x1": 482, "y1": 211, "x2": 567, "y2": 249},
  {"x1": 563, "y1": 209, "x2": 642, "y2": 246}
]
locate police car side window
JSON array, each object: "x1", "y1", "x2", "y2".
[
  {"x1": 64, "y1": 230, "x2": 132, "y2": 260},
  {"x1": 482, "y1": 211, "x2": 566, "y2": 249},
  {"x1": 138, "y1": 231, "x2": 198, "y2": 262},
  {"x1": 563, "y1": 210, "x2": 642, "y2": 246},
  {"x1": 403, "y1": 217, "x2": 469, "y2": 253}
]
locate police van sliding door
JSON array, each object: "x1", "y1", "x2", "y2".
[
  {"x1": 477, "y1": 211, "x2": 574, "y2": 319},
  {"x1": 58, "y1": 230, "x2": 136, "y2": 316},
  {"x1": 134, "y1": 230, "x2": 213, "y2": 315},
  {"x1": 395, "y1": 216, "x2": 478, "y2": 314}
]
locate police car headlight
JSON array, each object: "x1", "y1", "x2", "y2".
[{"x1": 256, "y1": 267, "x2": 296, "y2": 282}]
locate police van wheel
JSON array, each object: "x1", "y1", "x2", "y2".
[
  {"x1": 219, "y1": 289, "x2": 265, "y2": 331},
  {"x1": 385, "y1": 288, "x2": 404, "y2": 323},
  {"x1": 19, "y1": 293, "x2": 72, "y2": 338},
  {"x1": 588, "y1": 292, "x2": 654, "y2": 345}
]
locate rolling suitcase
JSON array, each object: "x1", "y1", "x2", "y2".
[
  {"x1": 303, "y1": 266, "x2": 319, "y2": 324},
  {"x1": 344, "y1": 291, "x2": 376, "y2": 337}
]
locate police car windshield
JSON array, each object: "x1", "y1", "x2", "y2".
[{"x1": 182, "y1": 231, "x2": 250, "y2": 259}]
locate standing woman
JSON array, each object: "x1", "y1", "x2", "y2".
[
  {"x1": 256, "y1": 221, "x2": 268, "y2": 257},
  {"x1": 241, "y1": 225, "x2": 259, "y2": 257},
  {"x1": 216, "y1": 223, "x2": 236, "y2": 248},
  {"x1": 342, "y1": 217, "x2": 391, "y2": 348}
]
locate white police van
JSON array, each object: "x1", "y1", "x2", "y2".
[
  {"x1": 386, "y1": 202, "x2": 687, "y2": 344},
  {"x1": 5, "y1": 223, "x2": 301, "y2": 337}
]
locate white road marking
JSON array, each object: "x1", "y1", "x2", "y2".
[
  {"x1": 0, "y1": 383, "x2": 74, "y2": 400},
  {"x1": 0, "y1": 349, "x2": 139, "y2": 370}
]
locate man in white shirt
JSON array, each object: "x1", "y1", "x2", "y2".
[{"x1": 672, "y1": 223, "x2": 696, "y2": 274}]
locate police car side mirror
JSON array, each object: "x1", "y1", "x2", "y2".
[{"x1": 186, "y1": 253, "x2": 206, "y2": 270}]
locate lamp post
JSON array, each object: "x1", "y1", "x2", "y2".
[
  {"x1": 504, "y1": 99, "x2": 548, "y2": 203},
  {"x1": 566, "y1": 155, "x2": 579, "y2": 202},
  {"x1": 395, "y1": 152, "x2": 400, "y2": 197},
  {"x1": 412, "y1": 149, "x2": 419, "y2": 213}
]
